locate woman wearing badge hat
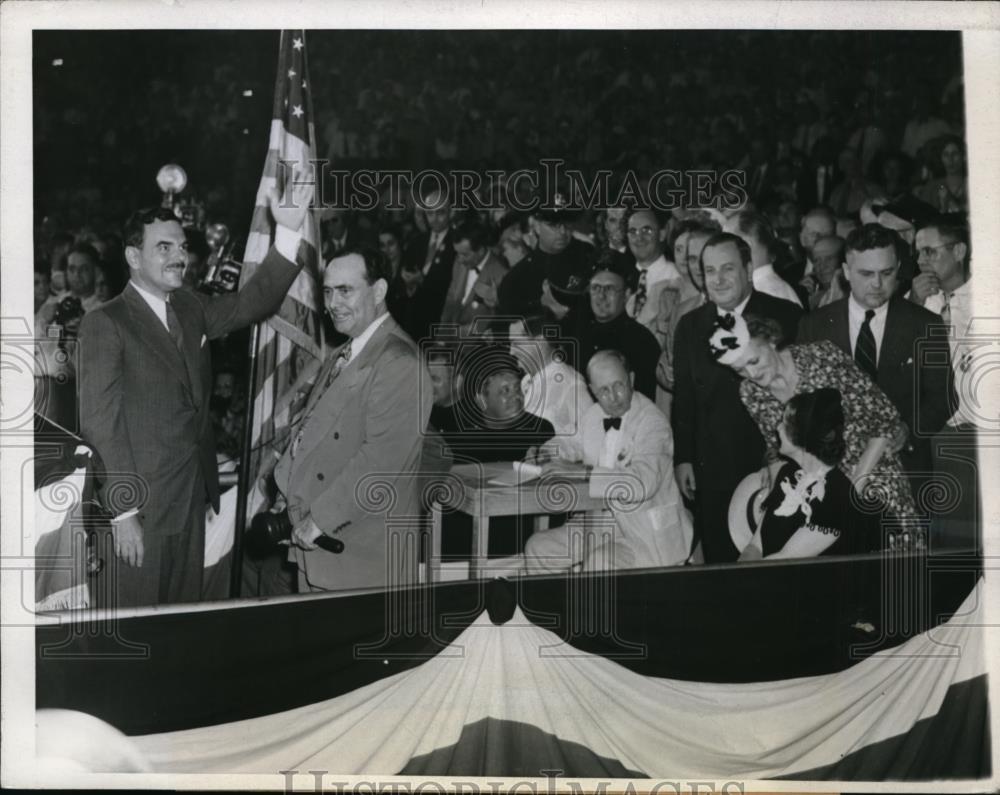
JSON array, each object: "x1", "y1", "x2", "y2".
[{"x1": 708, "y1": 312, "x2": 920, "y2": 548}]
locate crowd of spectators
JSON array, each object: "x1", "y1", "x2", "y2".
[{"x1": 31, "y1": 29, "x2": 976, "y2": 579}]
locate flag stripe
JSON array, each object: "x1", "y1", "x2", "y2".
[{"x1": 239, "y1": 30, "x2": 326, "y2": 524}]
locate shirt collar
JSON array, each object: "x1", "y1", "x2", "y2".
[
  {"x1": 346, "y1": 312, "x2": 390, "y2": 363},
  {"x1": 848, "y1": 293, "x2": 889, "y2": 320},
  {"x1": 718, "y1": 290, "x2": 752, "y2": 318},
  {"x1": 602, "y1": 396, "x2": 636, "y2": 428},
  {"x1": 129, "y1": 279, "x2": 167, "y2": 309},
  {"x1": 473, "y1": 250, "x2": 490, "y2": 273}
]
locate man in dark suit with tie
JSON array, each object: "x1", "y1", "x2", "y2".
[
  {"x1": 403, "y1": 189, "x2": 455, "y2": 341},
  {"x1": 78, "y1": 184, "x2": 311, "y2": 607},
  {"x1": 672, "y1": 233, "x2": 803, "y2": 563},
  {"x1": 798, "y1": 224, "x2": 955, "y2": 493},
  {"x1": 440, "y1": 219, "x2": 509, "y2": 335}
]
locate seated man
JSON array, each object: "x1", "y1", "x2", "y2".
[
  {"x1": 444, "y1": 347, "x2": 555, "y2": 558},
  {"x1": 524, "y1": 349, "x2": 693, "y2": 574},
  {"x1": 448, "y1": 347, "x2": 555, "y2": 464}
]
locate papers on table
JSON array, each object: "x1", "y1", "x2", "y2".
[{"x1": 487, "y1": 461, "x2": 543, "y2": 486}]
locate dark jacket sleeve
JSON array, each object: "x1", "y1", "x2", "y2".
[
  {"x1": 915, "y1": 313, "x2": 957, "y2": 436},
  {"x1": 671, "y1": 313, "x2": 696, "y2": 466},
  {"x1": 633, "y1": 324, "x2": 662, "y2": 401},
  {"x1": 198, "y1": 244, "x2": 302, "y2": 340},
  {"x1": 77, "y1": 309, "x2": 143, "y2": 515}
]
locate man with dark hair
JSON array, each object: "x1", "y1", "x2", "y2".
[
  {"x1": 576, "y1": 251, "x2": 661, "y2": 402},
  {"x1": 274, "y1": 246, "x2": 431, "y2": 592},
  {"x1": 441, "y1": 219, "x2": 508, "y2": 334},
  {"x1": 672, "y1": 232, "x2": 802, "y2": 563},
  {"x1": 798, "y1": 223, "x2": 955, "y2": 498},
  {"x1": 64, "y1": 242, "x2": 103, "y2": 312},
  {"x1": 78, "y1": 185, "x2": 311, "y2": 607},
  {"x1": 403, "y1": 189, "x2": 455, "y2": 341}
]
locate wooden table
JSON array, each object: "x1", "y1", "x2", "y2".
[{"x1": 429, "y1": 461, "x2": 605, "y2": 580}]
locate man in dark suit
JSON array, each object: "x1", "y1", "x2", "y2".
[
  {"x1": 497, "y1": 189, "x2": 595, "y2": 320},
  {"x1": 276, "y1": 248, "x2": 431, "y2": 591},
  {"x1": 320, "y1": 207, "x2": 366, "y2": 262},
  {"x1": 403, "y1": 190, "x2": 455, "y2": 341},
  {"x1": 672, "y1": 233, "x2": 802, "y2": 563},
  {"x1": 440, "y1": 219, "x2": 508, "y2": 335},
  {"x1": 78, "y1": 184, "x2": 311, "y2": 607},
  {"x1": 798, "y1": 224, "x2": 955, "y2": 492}
]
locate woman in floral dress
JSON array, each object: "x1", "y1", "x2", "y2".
[{"x1": 708, "y1": 312, "x2": 919, "y2": 546}]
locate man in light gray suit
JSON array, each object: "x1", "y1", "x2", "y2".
[{"x1": 274, "y1": 248, "x2": 431, "y2": 591}]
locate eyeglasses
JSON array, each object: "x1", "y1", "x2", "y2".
[
  {"x1": 917, "y1": 242, "x2": 957, "y2": 259},
  {"x1": 589, "y1": 283, "x2": 624, "y2": 296},
  {"x1": 626, "y1": 226, "x2": 657, "y2": 239}
]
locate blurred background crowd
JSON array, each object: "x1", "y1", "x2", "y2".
[{"x1": 32, "y1": 28, "x2": 967, "y2": 467}]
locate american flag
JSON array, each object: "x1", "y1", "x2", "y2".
[{"x1": 239, "y1": 30, "x2": 325, "y2": 519}]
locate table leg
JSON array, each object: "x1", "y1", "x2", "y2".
[
  {"x1": 430, "y1": 501, "x2": 443, "y2": 583},
  {"x1": 470, "y1": 514, "x2": 489, "y2": 580}
]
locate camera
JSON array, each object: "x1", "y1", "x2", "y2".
[
  {"x1": 53, "y1": 296, "x2": 85, "y2": 341},
  {"x1": 246, "y1": 508, "x2": 344, "y2": 558}
]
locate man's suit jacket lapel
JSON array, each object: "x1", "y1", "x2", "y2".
[
  {"x1": 122, "y1": 285, "x2": 194, "y2": 398},
  {"x1": 695, "y1": 303, "x2": 731, "y2": 389},
  {"x1": 833, "y1": 300, "x2": 852, "y2": 355},
  {"x1": 173, "y1": 292, "x2": 205, "y2": 408},
  {"x1": 293, "y1": 318, "x2": 398, "y2": 464},
  {"x1": 877, "y1": 298, "x2": 909, "y2": 381}
]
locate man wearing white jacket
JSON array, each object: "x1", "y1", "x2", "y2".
[{"x1": 524, "y1": 349, "x2": 694, "y2": 573}]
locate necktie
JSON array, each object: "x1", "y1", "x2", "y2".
[
  {"x1": 940, "y1": 293, "x2": 952, "y2": 328},
  {"x1": 633, "y1": 269, "x2": 648, "y2": 317},
  {"x1": 424, "y1": 232, "x2": 442, "y2": 272},
  {"x1": 855, "y1": 309, "x2": 878, "y2": 380},
  {"x1": 165, "y1": 300, "x2": 184, "y2": 351},
  {"x1": 291, "y1": 342, "x2": 352, "y2": 458},
  {"x1": 603, "y1": 416, "x2": 622, "y2": 432}
]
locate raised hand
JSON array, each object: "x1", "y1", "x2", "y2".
[{"x1": 268, "y1": 165, "x2": 315, "y2": 233}]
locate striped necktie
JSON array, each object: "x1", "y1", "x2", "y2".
[
  {"x1": 855, "y1": 309, "x2": 878, "y2": 381},
  {"x1": 290, "y1": 342, "x2": 352, "y2": 458},
  {"x1": 165, "y1": 300, "x2": 184, "y2": 352},
  {"x1": 633, "y1": 268, "x2": 648, "y2": 317}
]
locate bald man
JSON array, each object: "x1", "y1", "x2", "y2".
[{"x1": 524, "y1": 349, "x2": 693, "y2": 573}]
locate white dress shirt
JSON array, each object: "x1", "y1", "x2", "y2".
[
  {"x1": 130, "y1": 223, "x2": 302, "y2": 330},
  {"x1": 598, "y1": 407, "x2": 629, "y2": 470},
  {"x1": 627, "y1": 254, "x2": 682, "y2": 327},
  {"x1": 717, "y1": 291, "x2": 752, "y2": 318},
  {"x1": 847, "y1": 294, "x2": 889, "y2": 360},
  {"x1": 423, "y1": 230, "x2": 446, "y2": 275},
  {"x1": 920, "y1": 278, "x2": 978, "y2": 426},
  {"x1": 345, "y1": 312, "x2": 390, "y2": 364},
  {"x1": 752, "y1": 263, "x2": 803, "y2": 307},
  {"x1": 462, "y1": 250, "x2": 490, "y2": 303}
]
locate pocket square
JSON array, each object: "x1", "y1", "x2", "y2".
[{"x1": 201, "y1": 334, "x2": 207, "y2": 347}]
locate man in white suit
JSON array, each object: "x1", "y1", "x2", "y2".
[{"x1": 524, "y1": 349, "x2": 693, "y2": 573}]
